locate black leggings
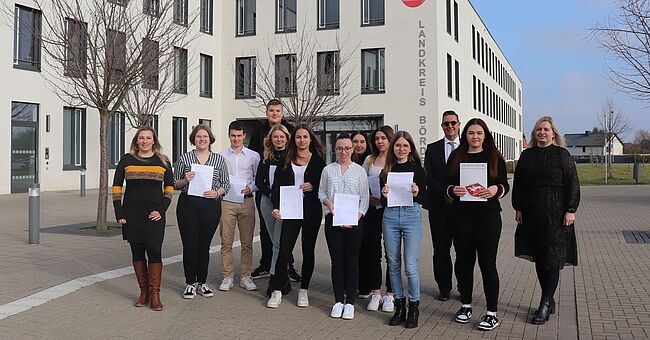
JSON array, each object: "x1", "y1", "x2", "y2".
[
  {"x1": 452, "y1": 206, "x2": 502, "y2": 312},
  {"x1": 535, "y1": 262, "x2": 560, "y2": 299},
  {"x1": 272, "y1": 203, "x2": 322, "y2": 290},
  {"x1": 325, "y1": 214, "x2": 364, "y2": 304},
  {"x1": 130, "y1": 242, "x2": 162, "y2": 263},
  {"x1": 358, "y1": 207, "x2": 392, "y2": 294},
  {"x1": 177, "y1": 193, "x2": 221, "y2": 284}
]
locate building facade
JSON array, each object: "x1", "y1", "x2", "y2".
[
  {"x1": 565, "y1": 131, "x2": 625, "y2": 158},
  {"x1": 1, "y1": 0, "x2": 523, "y2": 193}
]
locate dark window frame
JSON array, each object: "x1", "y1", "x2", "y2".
[
  {"x1": 361, "y1": 48, "x2": 385, "y2": 94},
  {"x1": 200, "y1": 53, "x2": 213, "y2": 98},
  {"x1": 276, "y1": 0, "x2": 297, "y2": 33},
  {"x1": 172, "y1": 116, "x2": 188, "y2": 164},
  {"x1": 236, "y1": 0, "x2": 257, "y2": 37},
  {"x1": 275, "y1": 53, "x2": 298, "y2": 97},
  {"x1": 108, "y1": 112, "x2": 126, "y2": 169},
  {"x1": 13, "y1": 4, "x2": 42, "y2": 72},
  {"x1": 142, "y1": 38, "x2": 159, "y2": 90},
  {"x1": 64, "y1": 18, "x2": 87, "y2": 78},
  {"x1": 317, "y1": 51, "x2": 340, "y2": 95},
  {"x1": 235, "y1": 56, "x2": 256, "y2": 99},
  {"x1": 174, "y1": 0, "x2": 189, "y2": 26},
  {"x1": 62, "y1": 107, "x2": 86, "y2": 171},
  {"x1": 173, "y1": 47, "x2": 188, "y2": 94},
  {"x1": 318, "y1": 0, "x2": 340, "y2": 30},
  {"x1": 361, "y1": 0, "x2": 385, "y2": 27},
  {"x1": 200, "y1": 0, "x2": 213, "y2": 34}
]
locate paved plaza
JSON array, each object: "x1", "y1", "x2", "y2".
[{"x1": 0, "y1": 185, "x2": 648, "y2": 339}]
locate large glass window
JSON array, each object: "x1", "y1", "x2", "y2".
[
  {"x1": 174, "y1": 0, "x2": 189, "y2": 25},
  {"x1": 276, "y1": 0, "x2": 296, "y2": 33},
  {"x1": 200, "y1": 54, "x2": 213, "y2": 98},
  {"x1": 317, "y1": 51, "x2": 340, "y2": 95},
  {"x1": 144, "y1": 114, "x2": 159, "y2": 135},
  {"x1": 13, "y1": 5, "x2": 41, "y2": 71},
  {"x1": 235, "y1": 57, "x2": 256, "y2": 98},
  {"x1": 65, "y1": 18, "x2": 87, "y2": 78},
  {"x1": 318, "y1": 0, "x2": 339, "y2": 29},
  {"x1": 361, "y1": 0, "x2": 384, "y2": 26},
  {"x1": 63, "y1": 107, "x2": 86, "y2": 170},
  {"x1": 106, "y1": 29, "x2": 126, "y2": 83},
  {"x1": 142, "y1": 39, "x2": 159, "y2": 90},
  {"x1": 236, "y1": 0, "x2": 256, "y2": 36},
  {"x1": 275, "y1": 54, "x2": 297, "y2": 97},
  {"x1": 173, "y1": 47, "x2": 188, "y2": 94},
  {"x1": 143, "y1": 0, "x2": 161, "y2": 16},
  {"x1": 200, "y1": 0, "x2": 213, "y2": 34},
  {"x1": 108, "y1": 112, "x2": 125, "y2": 168},
  {"x1": 172, "y1": 117, "x2": 187, "y2": 164},
  {"x1": 361, "y1": 48, "x2": 385, "y2": 93}
]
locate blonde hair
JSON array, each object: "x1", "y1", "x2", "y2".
[
  {"x1": 129, "y1": 126, "x2": 169, "y2": 166},
  {"x1": 263, "y1": 124, "x2": 291, "y2": 162},
  {"x1": 529, "y1": 116, "x2": 565, "y2": 147}
]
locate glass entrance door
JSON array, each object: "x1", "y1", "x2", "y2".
[{"x1": 11, "y1": 102, "x2": 39, "y2": 193}]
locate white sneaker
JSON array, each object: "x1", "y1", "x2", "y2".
[
  {"x1": 367, "y1": 293, "x2": 381, "y2": 311},
  {"x1": 182, "y1": 284, "x2": 196, "y2": 299},
  {"x1": 297, "y1": 289, "x2": 309, "y2": 307},
  {"x1": 197, "y1": 283, "x2": 214, "y2": 297},
  {"x1": 330, "y1": 302, "x2": 344, "y2": 318},
  {"x1": 240, "y1": 276, "x2": 258, "y2": 291},
  {"x1": 381, "y1": 295, "x2": 395, "y2": 312},
  {"x1": 218, "y1": 277, "x2": 234, "y2": 291},
  {"x1": 267, "y1": 290, "x2": 282, "y2": 308},
  {"x1": 342, "y1": 304, "x2": 355, "y2": 320}
]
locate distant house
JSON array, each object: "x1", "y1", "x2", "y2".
[{"x1": 564, "y1": 131, "x2": 624, "y2": 157}]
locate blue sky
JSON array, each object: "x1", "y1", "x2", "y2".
[{"x1": 471, "y1": 0, "x2": 649, "y2": 141}]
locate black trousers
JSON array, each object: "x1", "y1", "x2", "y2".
[
  {"x1": 256, "y1": 193, "x2": 294, "y2": 270},
  {"x1": 358, "y1": 207, "x2": 392, "y2": 294},
  {"x1": 325, "y1": 214, "x2": 364, "y2": 304},
  {"x1": 428, "y1": 205, "x2": 454, "y2": 293},
  {"x1": 272, "y1": 203, "x2": 322, "y2": 290},
  {"x1": 452, "y1": 206, "x2": 502, "y2": 312},
  {"x1": 130, "y1": 242, "x2": 162, "y2": 263},
  {"x1": 177, "y1": 193, "x2": 221, "y2": 284}
]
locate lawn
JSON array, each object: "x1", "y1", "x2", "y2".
[{"x1": 576, "y1": 163, "x2": 650, "y2": 185}]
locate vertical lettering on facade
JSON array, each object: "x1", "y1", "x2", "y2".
[{"x1": 418, "y1": 20, "x2": 427, "y2": 155}]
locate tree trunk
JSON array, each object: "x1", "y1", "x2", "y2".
[{"x1": 96, "y1": 111, "x2": 110, "y2": 232}]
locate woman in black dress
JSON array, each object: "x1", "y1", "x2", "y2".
[
  {"x1": 113, "y1": 127, "x2": 174, "y2": 311},
  {"x1": 512, "y1": 116, "x2": 580, "y2": 325}
]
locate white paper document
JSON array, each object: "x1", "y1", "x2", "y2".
[
  {"x1": 332, "y1": 193, "x2": 360, "y2": 226},
  {"x1": 268, "y1": 165, "x2": 277, "y2": 188},
  {"x1": 460, "y1": 163, "x2": 488, "y2": 202},
  {"x1": 279, "y1": 185, "x2": 303, "y2": 219},
  {"x1": 387, "y1": 172, "x2": 414, "y2": 207},
  {"x1": 368, "y1": 175, "x2": 381, "y2": 199},
  {"x1": 187, "y1": 164, "x2": 214, "y2": 198},
  {"x1": 223, "y1": 175, "x2": 246, "y2": 204}
]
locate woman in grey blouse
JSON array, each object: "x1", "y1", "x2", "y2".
[{"x1": 318, "y1": 133, "x2": 370, "y2": 320}]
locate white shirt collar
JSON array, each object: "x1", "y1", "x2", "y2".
[{"x1": 444, "y1": 136, "x2": 460, "y2": 145}]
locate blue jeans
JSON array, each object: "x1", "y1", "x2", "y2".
[{"x1": 382, "y1": 203, "x2": 422, "y2": 301}]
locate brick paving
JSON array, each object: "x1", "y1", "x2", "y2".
[{"x1": 0, "y1": 186, "x2": 648, "y2": 339}]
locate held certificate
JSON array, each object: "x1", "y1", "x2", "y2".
[
  {"x1": 279, "y1": 185, "x2": 303, "y2": 219},
  {"x1": 387, "y1": 172, "x2": 414, "y2": 207},
  {"x1": 460, "y1": 163, "x2": 487, "y2": 202},
  {"x1": 223, "y1": 175, "x2": 246, "y2": 204},
  {"x1": 187, "y1": 164, "x2": 214, "y2": 198},
  {"x1": 332, "y1": 193, "x2": 360, "y2": 226}
]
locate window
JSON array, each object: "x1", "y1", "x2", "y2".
[
  {"x1": 200, "y1": 0, "x2": 213, "y2": 34},
  {"x1": 106, "y1": 29, "x2": 126, "y2": 83},
  {"x1": 453, "y1": 1, "x2": 459, "y2": 41},
  {"x1": 174, "y1": 0, "x2": 188, "y2": 25},
  {"x1": 173, "y1": 47, "x2": 188, "y2": 94},
  {"x1": 471, "y1": 25, "x2": 475, "y2": 59},
  {"x1": 64, "y1": 18, "x2": 87, "y2": 78},
  {"x1": 142, "y1": 39, "x2": 159, "y2": 89},
  {"x1": 235, "y1": 57, "x2": 256, "y2": 98},
  {"x1": 275, "y1": 54, "x2": 297, "y2": 97},
  {"x1": 13, "y1": 5, "x2": 41, "y2": 71},
  {"x1": 143, "y1": 0, "x2": 160, "y2": 16},
  {"x1": 63, "y1": 107, "x2": 86, "y2": 170},
  {"x1": 108, "y1": 0, "x2": 127, "y2": 6},
  {"x1": 318, "y1": 0, "x2": 339, "y2": 29},
  {"x1": 108, "y1": 112, "x2": 125, "y2": 168},
  {"x1": 445, "y1": 0, "x2": 451, "y2": 34},
  {"x1": 276, "y1": 0, "x2": 296, "y2": 33},
  {"x1": 199, "y1": 119, "x2": 212, "y2": 127},
  {"x1": 317, "y1": 51, "x2": 340, "y2": 95},
  {"x1": 446, "y1": 54, "x2": 452, "y2": 98},
  {"x1": 144, "y1": 114, "x2": 159, "y2": 135},
  {"x1": 472, "y1": 75, "x2": 476, "y2": 110},
  {"x1": 172, "y1": 117, "x2": 187, "y2": 164},
  {"x1": 361, "y1": 48, "x2": 385, "y2": 93},
  {"x1": 236, "y1": 0, "x2": 256, "y2": 36},
  {"x1": 200, "y1": 54, "x2": 213, "y2": 98},
  {"x1": 361, "y1": 0, "x2": 384, "y2": 26},
  {"x1": 454, "y1": 59, "x2": 460, "y2": 101}
]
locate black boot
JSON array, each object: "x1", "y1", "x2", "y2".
[
  {"x1": 388, "y1": 298, "x2": 407, "y2": 326},
  {"x1": 531, "y1": 297, "x2": 553, "y2": 325},
  {"x1": 405, "y1": 300, "x2": 420, "y2": 328},
  {"x1": 549, "y1": 297, "x2": 556, "y2": 314}
]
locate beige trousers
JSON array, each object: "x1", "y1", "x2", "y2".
[{"x1": 219, "y1": 198, "x2": 255, "y2": 278}]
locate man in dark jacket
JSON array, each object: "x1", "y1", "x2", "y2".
[{"x1": 424, "y1": 110, "x2": 461, "y2": 301}]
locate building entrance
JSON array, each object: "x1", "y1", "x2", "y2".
[{"x1": 11, "y1": 102, "x2": 39, "y2": 193}]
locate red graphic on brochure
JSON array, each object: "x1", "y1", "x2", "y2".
[
  {"x1": 465, "y1": 183, "x2": 486, "y2": 197},
  {"x1": 403, "y1": 0, "x2": 425, "y2": 8}
]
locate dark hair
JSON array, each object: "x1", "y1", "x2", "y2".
[
  {"x1": 368, "y1": 125, "x2": 395, "y2": 165},
  {"x1": 381, "y1": 131, "x2": 421, "y2": 182},
  {"x1": 337, "y1": 132, "x2": 353, "y2": 142},
  {"x1": 351, "y1": 131, "x2": 371, "y2": 163},
  {"x1": 129, "y1": 126, "x2": 169, "y2": 166},
  {"x1": 189, "y1": 124, "x2": 216, "y2": 145},
  {"x1": 266, "y1": 99, "x2": 283, "y2": 109},
  {"x1": 228, "y1": 120, "x2": 246, "y2": 134},
  {"x1": 448, "y1": 118, "x2": 504, "y2": 178},
  {"x1": 283, "y1": 124, "x2": 325, "y2": 169},
  {"x1": 442, "y1": 110, "x2": 459, "y2": 122}
]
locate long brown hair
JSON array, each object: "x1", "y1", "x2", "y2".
[
  {"x1": 448, "y1": 118, "x2": 504, "y2": 178},
  {"x1": 367, "y1": 125, "x2": 395, "y2": 165},
  {"x1": 283, "y1": 124, "x2": 325, "y2": 169},
  {"x1": 380, "y1": 131, "x2": 421, "y2": 181},
  {"x1": 263, "y1": 124, "x2": 291, "y2": 163},
  {"x1": 129, "y1": 126, "x2": 169, "y2": 166}
]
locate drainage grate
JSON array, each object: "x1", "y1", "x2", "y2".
[{"x1": 622, "y1": 230, "x2": 650, "y2": 244}]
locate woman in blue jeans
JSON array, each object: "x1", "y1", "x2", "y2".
[{"x1": 380, "y1": 131, "x2": 426, "y2": 329}]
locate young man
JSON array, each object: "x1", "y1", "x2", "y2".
[
  {"x1": 218, "y1": 121, "x2": 261, "y2": 291},
  {"x1": 248, "y1": 99, "x2": 301, "y2": 283},
  {"x1": 424, "y1": 110, "x2": 461, "y2": 301}
]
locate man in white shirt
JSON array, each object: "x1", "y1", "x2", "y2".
[{"x1": 218, "y1": 121, "x2": 261, "y2": 291}]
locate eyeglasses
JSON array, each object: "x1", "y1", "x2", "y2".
[
  {"x1": 442, "y1": 121, "x2": 458, "y2": 127},
  {"x1": 335, "y1": 146, "x2": 353, "y2": 153}
]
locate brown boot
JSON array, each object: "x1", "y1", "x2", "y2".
[
  {"x1": 148, "y1": 263, "x2": 163, "y2": 311},
  {"x1": 133, "y1": 261, "x2": 149, "y2": 307}
]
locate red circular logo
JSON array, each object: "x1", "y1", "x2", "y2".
[{"x1": 403, "y1": 0, "x2": 425, "y2": 7}]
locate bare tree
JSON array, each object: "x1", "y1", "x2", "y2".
[
  {"x1": 5, "y1": 0, "x2": 196, "y2": 231},
  {"x1": 634, "y1": 128, "x2": 650, "y2": 144},
  {"x1": 598, "y1": 99, "x2": 632, "y2": 176},
  {"x1": 239, "y1": 22, "x2": 359, "y2": 127}
]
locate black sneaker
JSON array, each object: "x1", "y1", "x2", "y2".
[
  {"x1": 251, "y1": 267, "x2": 270, "y2": 279},
  {"x1": 454, "y1": 306, "x2": 472, "y2": 324},
  {"x1": 288, "y1": 267, "x2": 302, "y2": 282},
  {"x1": 477, "y1": 314, "x2": 500, "y2": 331}
]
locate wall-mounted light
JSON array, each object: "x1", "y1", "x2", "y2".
[{"x1": 46, "y1": 115, "x2": 50, "y2": 132}]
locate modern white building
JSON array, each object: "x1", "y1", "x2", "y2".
[{"x1": 1, "y1": 0, "x2": 523, "y2": 194}]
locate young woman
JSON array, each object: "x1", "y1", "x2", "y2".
[
  {"x1": 446, "y1": 118, "x2": 509, "y2": 331},
  {"x1": 513, "y1": 116, "x2": 579, "y2": 325},
  {"x1": 267, "y1": 124, "x2": 326, "y2": 309},
  {"x1": 352, "y1": 131, "x2": 371, "y2": 166},
  {"x1": 380, "y1": 131, "x2": 426, "y2": 329},
  {"x1": 255, "y1": 124, "x2": 292, "y2": 296},
  {"x1": 174, "y1": 124, "x2": 230, "y2": 299},
  {"x1": 319, "y1": 133, "x2": 370, "y2": 320},
  {"x1": 360, "y1": 126, "x2": 395, "y2": 313},
  {"x1": 112, "y1": 127, "x2": 174, "y2": 311}
]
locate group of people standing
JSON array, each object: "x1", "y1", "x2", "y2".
[{"x1": 112, "y1": 99, "x2": 580, "y2": 331}]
